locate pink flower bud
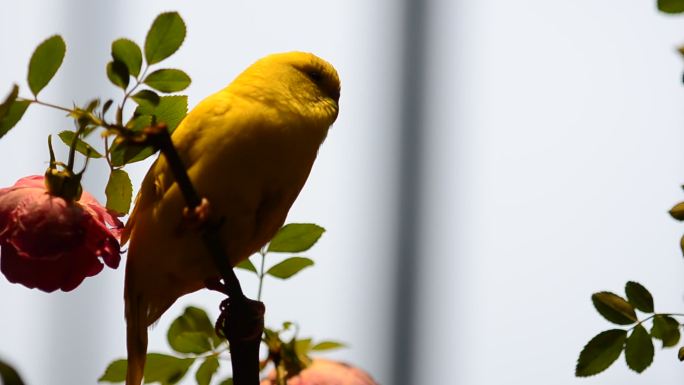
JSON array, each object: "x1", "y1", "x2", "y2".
[
  {"x1": 261, "y1": 359, "x2": 378, "y2": 385},
  {"x1": 0, "y1": 175, "x2": 123, "y2": 292}
]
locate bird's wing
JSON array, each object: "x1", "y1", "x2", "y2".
[{"x1": 121, "y1": 92, "x2": 230, "y2": 245}]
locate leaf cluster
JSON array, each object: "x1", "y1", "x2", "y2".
[
  {"x1": 0, "y1": 12, "x2": 191, "y2": 216},
  {"x1": 576, "y1": 281, "x2": 683, "y2": 377},
  {"x1": 100, "y1": 223, "x2": 343, "y2": 384},
  {"x1": 100, "y1": 306, "x2": 232, "y2": 385},
  {"x1": 236, "y1": 223, "x2": 325, "y2": 282}
]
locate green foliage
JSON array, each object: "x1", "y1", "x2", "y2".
[
  {"x1": 144, "y1": 69, "x2": 191, "y2": 93},
  {"x1": 579, "y1": 281, "x2": 684, "y2": 378},
  {"x1": 58, "y1": 131, "x2": 103, "y2": 158},
  {"x1": 195, "y1": 356, "x2": 220, "y2": 385},
  {"x1": 591, "y1": 292, "x2": 637, "y2": 325},
  {"x1": 145, "y1": 12, "x2": 186, "y2": 65},
  {"x1": 268, "y1": 223, "x2": 325, "y2": 253},
  {"x1": 0, "y1": 85, "x2": 29, "y2": 139},
  {"x1": 143, "y1": 354, "x2": 195, "y2": 385},
  {"x1": 110, "y1": 95, "x2": 188, "y2": 166},
  {"x1": 576, "y1": 329, "x2": 627, "y2": 377},
  {"x1": 167, "y1": 306, "x2": 223, "y2": 354},
  {"x1": 658, "y1": 0, "x2": 684, "y2": 13},
  {"x1": 625, "y1": 325, "x2": 653, "y2": 373},
  {"x1": 105, "y1": 169, "x2": 133, "y2": 215},
  {"x1": 112, "y1": 39, "x2": 143, "y2": 77},
  {"x1": 651, "y1": 315, "x2": 681, "y2": 347},
  {"x1": 28, "y1": 35, "x2": 66, "y2": 96},
  {"x1": 312, "y1": 341, "x2": 347, "y2": 351},
  {"x1": 0, "y1": 359, "x2": 25, "y2": 385},
  {"x1": 670, "y1": 202, "x2": 684, "y2": 220},
  {"x1": 266, "y1": 257, "x2": 314, "y2": 279},
  {"x1": 98, "y1": 359, "x2": 127, "y2": 383},
  {"x1": 106, "y1": 60, "x2": 130, "y2": 90},
  {"x1": 236, "y1": 258, "x2": 257, "y2": 273},
  {"x1": 624, "y1": 281, "x2": 654, "y2": 313},
  {"x1": 132, "y1": 90, "x2": 160, "y2": 107}
]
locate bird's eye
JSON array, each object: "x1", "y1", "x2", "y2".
[{"x1": 307, "y1": 70, "x2": 323, "y2": 82}]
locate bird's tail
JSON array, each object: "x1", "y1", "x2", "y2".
[{"x1": 124, "y1": 279, "x2": 148, "y2": 385}]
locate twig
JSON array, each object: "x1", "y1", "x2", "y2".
[{"x1": 139, "y1": 123, "x2": 264, "y2": 385}]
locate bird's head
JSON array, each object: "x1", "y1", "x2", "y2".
[{"x1": 230, "y1": 52, "x2": 341, "y2": 126}]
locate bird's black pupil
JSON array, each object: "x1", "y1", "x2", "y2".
[{"x1": 308, "y1": 70, "x2": 322, "y2": 82}]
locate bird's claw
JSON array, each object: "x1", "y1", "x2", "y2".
[
  {"x1": 176, "y1": 198, "x2": 212, "y2": 234},
  {"x1": 183, "y1": 197, "x2": 211, "y2": 225}
]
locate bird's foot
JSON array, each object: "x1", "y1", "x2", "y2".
[
  {"x1": 183, "y1": 197, "x2": 211, "y2": 225},
  {"x1": 214, "y1": 297, "x2": 265, "y2": 341},
  {"x1": 176, "y1": 198, "x2": 213, "y2": 235}
]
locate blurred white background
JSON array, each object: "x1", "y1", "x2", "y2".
[{"x1": 1, "y1": 1, "x2": 684, "y2": 384}]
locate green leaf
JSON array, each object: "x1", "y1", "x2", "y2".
[
  {"x1": 658, "y1": 0, "x2": 684, "y2": 13},
  {"x1": 144, "y1": 69, "x2": 191, "y2": 93},
  {"x1": 0, "y1": 85, "x2": 30, "y2": 139},
  {"x1": 132, "y1": 90, "x2": 160, "y2": 107},
  {"x1": 651, "y1": 315, "x2": 681, "y2": 347},
  {"x1": 236, "y1": 258, "x2": 258, "y2": 273},
  {"x1": 217, "y1": 378, "x2": 233, "y2": 385},
  {"x1": 268, "y1": 223, "x2": 325, "y2": 253},
  {"x1": 112, "y1": 38, "x2": 142, "y2": 77},
  {"x1": 107, "y1": 60, "x2": 129, "y2": 90},
  {"x1": 670, "y1": 202, "x2": 684, "y2": 221},
  {"x1": 134, "y1": 95, "x2": 187, "y2": 131},
  {"x1": 312, "y1": 340, "x2": 347, "y2": 351},
  {"x1": 110, "y1": 95, "x2": 187, "y2": 166},
  {"x1": 143, "y1": 353, "x2": 194, "y2": 385},
  {"x1": 625, "y1": 281, "x2": 654, "y2": 313},
  {"x1": 0, "y1": 359, "x2": 25, "y2": 385},
  {"x1": 167, "y1": 306, "x2": 221, "y2": 354},
  {"x1": 625, "y1": 324, "x2": 654, "y2": 373},
  {"x1": 575, "y1": 329, "x2": 627, "y2": 377},
  {"x1": 282, "y1": 338, "x2": 312, "y2": 377},
  {"x1": 98, "y1": 359, "x2": 127, "y2": 383},
  {"x1": 105, "y1": 169, "x2": 133, "y2": 215},
  {"x1": 295, "y1": 338, "x2": 313, "y2": 356},
  {"x1": 85, "y1": 99, "x2": 100, "y2": 113},
  {"x1": 591, "y1": 292, "x2": 637, "y2": 325},
  {"x1": 58, "y1": 131, "x2": 103, "y2": 159},
  {"x1": 145, "y1": 12, "x2": 186, "y2": 65},
  {"x1": 0, "y1": 85, "x2": 19, "y2": 120},
  {"x1": 28, "y1": 35, "x2": 66, "y2": 96},
  {"x1": 266, "y1": 257, "x2": 314, "y2": 279},
  {"x1": 102, "y1": 99, "x2": 114, "y2": 115},
  {"x1": 195, "y1": 356, "x2": 220, "y2": 385}
]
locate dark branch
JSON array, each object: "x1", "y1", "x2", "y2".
[{"x1": 137, "y1": 123, "x2": 264, "y2": 385}]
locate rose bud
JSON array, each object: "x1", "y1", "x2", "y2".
[
  {"x1": 0, "y1": 175, "x2": 122, "y2": 292},
  {"x1": 260, "y1": 359, "x2": 379, "y2": 385}
]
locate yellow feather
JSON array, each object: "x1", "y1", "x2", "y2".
[{"x1": 123, "y1": 52, "x2": 340, "y2": 385}]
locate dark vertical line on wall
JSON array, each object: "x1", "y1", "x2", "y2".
[{"x1": 391, "y1": 0, "x2": 428, "y2": 384}]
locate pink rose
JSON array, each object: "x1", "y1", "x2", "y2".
[
  {"x1": 0, "y1": 175, "x2": 123, "y2": 292},
  {"x1": 261, "y1": 359, "x2": 378, "y2": 385}
]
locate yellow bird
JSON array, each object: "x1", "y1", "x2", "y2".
[{"x1": 121, "y1": 52, "x2": 340, "y2": 385}]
